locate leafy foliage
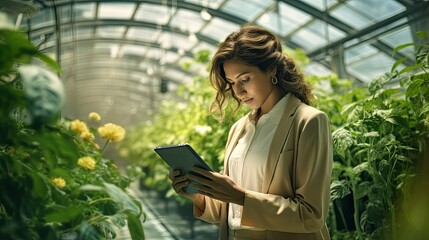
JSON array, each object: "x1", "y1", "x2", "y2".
[
  {"x1": 0, "y1": 29, "x2": 144, "y2": 239},
  {"x1": 320, "y1": 32, "x2": 428, "y2": 240}
]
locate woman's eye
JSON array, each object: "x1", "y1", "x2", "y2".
[{"x1": 241, "y1": 78, "x2": 250, "y2": 83}]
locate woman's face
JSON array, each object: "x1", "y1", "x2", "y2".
[{"x1": 223, "y1": 59, "x2": 276, "y2": 114}]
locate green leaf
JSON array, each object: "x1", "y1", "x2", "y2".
[
  {"x1": 103, "y1": 183, "x2": 141, "y2": 214},
  {"x1": 0, "y1": 29, "x2": 38, "y2": 75},
  {"x1": 97, "y1": 220, "x2": 117, "y2": 238},
  {"x1": 31, "y1": 128, "x2": 80, "y2": 169},
  {"x1": 374, "y1": 109, "x2": 393, "y2": 119},
  {"x1": 27, "y1": 171, "x2": 50, "y2": 200},
  {"x1": 355, "y1": 181, "x2": 371, "y2": 199},
  {"x1": 35, "y1": 52, "x2": 61, "y2": 74},
  {"x1": 330, "y1": 180, "x2": 351, "y2": 200},
  {"x1": 399, "y1": 64, "x2": 421, "y2": 75},
  {"x1": 366, "y1": 200, "x2": 385, "y2": 223},
  {"x1": 416, "y1": 31, "x2": 427, "y2": 38},
  {"x1": 77, "y1": 222, "x2": 100, "y2": 240},
  {"x1": 396, "y1": 155, "x2": 413, "y2": 164},
  {"x1": 80, "y1": 183, "x2": 141, "y2": 215},
  {"x1": 364, "y1": 131, "x2": 379, "y2": 138},
  {"x1": 391, "y1": 57, "x2": 408, "y2": 72},
  {"x1": 420, "y1": 102, "x2": 429, "y2": 117},
  {"x1": 398, "y1": 145, "x2": 418, "y2": 151},
  {"x1": 406, "y1": 80, "x2": 421, "y2": 99},
  {"x1": 352, "y1": 162, "x2": 369, "y2": 176},
  {"x1": 385, "y1": 117, "x2": 398, "y2": 125},
  {"x1": 125, "y1": 211, "x2": 145, "y2": 240},
  {"x1": 340, "y1": 102, "x2": 360, "y2": 115},
  {"x1": 45, "y1": 205, "x2": 84, "y2": 223},
  {"x1": 79, "y1": 184, "x2": 104, "y2": 192},
  {"x1": 355, "y1": 149, "x2": 367, "y2": 156},
  {"x1": 110, "y1": 214, "x2": 127, "y2": 228},
  {"x1": 16, "y1": 161, "x2": 51, "y2": 199},
  {"x1": 392, "y1": 43, "x2": 415, "y2": 56}
]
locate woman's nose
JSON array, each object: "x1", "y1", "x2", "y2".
[{"x1": 233, "y1": 82, "x2": 245, "y2": 95}]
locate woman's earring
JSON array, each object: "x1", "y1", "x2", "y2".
[{"x1": 271, "y1": 76, "x2": 278, "y2": 85}]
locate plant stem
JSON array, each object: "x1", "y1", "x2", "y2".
[
  {"x1": 89, "y1": 197, "x2": 113, "y2": 205},
  {"x1": 329, "y1": 203, "x2": 338, "y2": 232},
  {"x1": 348, "y1": 151, "x2": 363, "y2": 240},
  {"x1": 101, "y1": 139, "x2": 110, "y2": 154},
  {"x1": 352, "y1": 181, "x2": 363, "y2": 240},
  {"x1": 389, "y1": 200, "x2": 396, "y2": 240},
  {"x1": 88, "y1": 214, "x2": 108, "y2": 224},
  {"x1": 336, "y1": 200, "x2": 348, "y2": 231}
]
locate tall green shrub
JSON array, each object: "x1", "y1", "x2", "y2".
[{"x1": 326, "y1": 32, "x2": 428, "y2": 239}]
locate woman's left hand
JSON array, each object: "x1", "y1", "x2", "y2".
[{"x1": 187, "y1": 167, "x2": 245, "y2": 206}]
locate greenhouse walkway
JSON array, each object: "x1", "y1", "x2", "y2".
[{"x1": 116, "y1": 183, "x2": 218, "y2": 240}]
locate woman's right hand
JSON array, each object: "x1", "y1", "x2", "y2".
[
  {"x1": 168, "y1": 169, "x2": 192, "y2": 198},
  {"x1": 168, "y1": 169, "x2": 206, "y2": 211}
]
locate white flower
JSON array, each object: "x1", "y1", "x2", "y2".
[{"x1": 194, "y1": 125, "x2": 212, "y2": 135}]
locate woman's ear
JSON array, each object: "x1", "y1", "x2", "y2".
[{"x1": 269, "y1": 67, "x2": 277, "y2": 78}]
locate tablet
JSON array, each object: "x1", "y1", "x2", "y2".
[{"x1": 154, "y1": 143, "x2": 213, "y2": 194}]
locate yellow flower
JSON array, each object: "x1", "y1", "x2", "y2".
[
  {"x1": 88, "y1": 112, "x2": 101, "y2": 121},
  {"x1": 77, "y1": 156, "x2": 96, "y2": 170},
  {"x1": 98, "y1": 123, "x2": 125, "y2": 142},
  {"x1": 52, "y1": 177, "x2": 66, "y2": 189},
  {"x1": 70, "y1": 119, "x2": 89, "y2": 134},
  {"x1": 81, "y1": 131, "x2": 94, "y2": 141}
]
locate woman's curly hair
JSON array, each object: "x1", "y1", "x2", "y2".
[{"x1": 209, "y1": 24, "x2": 314, "y2": 120}]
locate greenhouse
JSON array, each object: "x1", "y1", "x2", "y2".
[{"x1": 1, "y1": 0, "x2": 428, "y2": 239}]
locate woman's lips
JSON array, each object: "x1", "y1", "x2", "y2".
[{"x1": 242, "y1": 98, "x2": 253, "y2": 104}]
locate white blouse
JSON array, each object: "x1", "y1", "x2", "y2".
[{"x1": 228, "y1": 94, "x2": 290, "y2": 230}]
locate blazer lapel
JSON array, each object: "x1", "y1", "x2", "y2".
[
  {"x1": 220, "y1": 116, "x2": 249, "y2": 240},
  {"x1": 223, "y1": 116, "x2": 249, "y2": 176},
  {"x1": 262, "y1": 95, "x2": 301, "y2": 193}
]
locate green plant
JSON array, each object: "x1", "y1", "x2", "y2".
[
  {"x1": 326, "y1": 31, "x2": 428, "y2": 239},
  {"x1": 0, "y1": 29, "x2": 144, "y2": 239}
]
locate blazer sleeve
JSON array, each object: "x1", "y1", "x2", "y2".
[
  {"x1": 194, "y1": 196, "x2": 224, "y2": 224},
  {"x1": 241, "y1": 111, "x2": 333, "y2": 233}
]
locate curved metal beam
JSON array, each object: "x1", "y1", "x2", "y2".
[
  {"x1": 42, "y1": 0, "x2": 246, "y2": 25},
  {"x1": 61, "y1": 53, "x2": 196, "y2": 84},
  {"x1": 306, "y1": 1, "x2": 428, "y2": 61},
  {"x1": 27, "y1": 15, "x2": 218, "y2": 46}
]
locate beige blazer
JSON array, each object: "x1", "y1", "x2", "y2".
[{"x1": 195, "y1": 94, "x2": 333, "y2": 240}]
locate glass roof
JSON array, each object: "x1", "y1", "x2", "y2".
[{"x1": 3, "y1": 0, "x2": 427, "y2": 127}]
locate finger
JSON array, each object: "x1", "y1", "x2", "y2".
[
  {"x1": 191, "y1": 183, "x2": 214, "y2": 197},
  {"x1": 174, "y1": 180, "x2": 189, "y2": 193},
  {"x1": 168, "y1": 169, "x2": 181, "y2": 181},
  {"x1": 187, "y1": 173, "x2": 214, "y2": 187},
  {"x1": 190, "y1": 183, "x2": 220, "y2": 196},
  {"x1": 199, "y1": 190, "x2": 214, "y2": 198},
  {"x1": 190, "y1": 167, "x2": 212, "y2": 176},
  {"x1": 190, "y1": 167, "x2": 218, "y2": 181},
  {"x1": 172, "y1": 175, "x2": 188, "y2": 185}
]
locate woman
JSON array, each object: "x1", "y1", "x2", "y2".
[{"x1": 169, "y1": 25, "x2": 333, "y2": 240}]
